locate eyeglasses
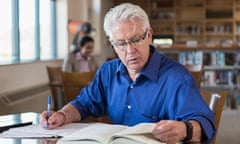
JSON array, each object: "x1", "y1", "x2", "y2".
[{"x1": 110, "y1": 30, "x2": 148, "y2": 51}]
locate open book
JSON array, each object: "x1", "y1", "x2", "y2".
[{"x1": 57, "y1": 123, "x2": 164, "y2": 144}]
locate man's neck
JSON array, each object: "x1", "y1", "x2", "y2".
[{"x1": 128, "y1": 70, "x2": 140, "y2": 81}]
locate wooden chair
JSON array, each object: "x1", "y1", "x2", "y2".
[
  {"x1": 200, "y1": 90, "x2": 227, "y2": 144},
  {"x1": 46, "y1": 66, "x2": 65, "y2": 110},
  {"x1": 185, "y1": 64, "x2": 204, "y2": 88},
  {"x1": 61, "y1": 71, "x2": 111, "y2": 123},
  {"x1": 61, "y1": 71, "x2": 96, "y2": 102}
]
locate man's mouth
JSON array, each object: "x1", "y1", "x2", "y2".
[{"x1": 128, "y1": 58, "x2": 139, "y2": 64}]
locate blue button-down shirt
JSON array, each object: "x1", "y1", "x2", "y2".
[{"x1": 70, "y1": 46, "x2": 215, "y2": 141}]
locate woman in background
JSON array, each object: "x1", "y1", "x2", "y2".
[{"x1": 62, "y1": 35, "x2": 98, "y2": 72}]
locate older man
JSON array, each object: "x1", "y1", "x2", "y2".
[{"x1": 40, "y1": 3, "x2": 215, "y2": 143}]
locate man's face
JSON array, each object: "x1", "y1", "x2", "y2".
[{"x1": 110, "y1": 20, "x2": 153, "y2": 73}]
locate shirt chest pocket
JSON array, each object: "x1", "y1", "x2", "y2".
[{"x1": 132, "y1": 103, "x2": 162, "y2": 122}]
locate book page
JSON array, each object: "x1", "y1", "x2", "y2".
[
  {"x1": 59, "y1": 123, "x2": 127, "y2": 144},
  {"x1": 110, "y1": 123, "x2": 162, "y2": 144},
  {"x1": 57, "y1": 140, "x2": 101, "y2": 144},
  {"x1": 113, "y1": 123, "x2": 155, "y2": 135},
  {"x1": 1, "y1": 123, "x2": 89, "y2": 138},
  {"x1": 110, "y1": 134, "x2": 163, "y2": 144}
]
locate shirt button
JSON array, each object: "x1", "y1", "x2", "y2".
[
  {"x1": 130, "y1": 85, "x2": 134, "y2": 88},
  {"x1": 127, "y1": 105, "x2": 131, "y2": 109}
]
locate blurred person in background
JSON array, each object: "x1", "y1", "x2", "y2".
[{"x1": 62, "y1": 35, "x2": 98, "y2": 72}]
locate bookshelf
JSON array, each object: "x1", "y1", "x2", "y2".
[
  {"x1": 148, "y1": 0, "x2": 239, "y2": 46},
  {"x1": 147, "y1": 0, "x2": 240, "y2": 93}
]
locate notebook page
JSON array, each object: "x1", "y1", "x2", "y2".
[{"x1": 1, "y1": 123, "x2": 89, "y2": 138}]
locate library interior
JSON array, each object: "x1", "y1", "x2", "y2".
[{"x1": 0, "y1": 0, "x2": 240, "y2": 144}]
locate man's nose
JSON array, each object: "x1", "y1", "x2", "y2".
[{"x1": 125, "y1": 42, "x2": 136, "y2": 52}]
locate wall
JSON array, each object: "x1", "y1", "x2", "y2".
[
  {"x1": 0, "y1": 60, "x2": 63, "y2": 114},
  {"x1": 0, "y1": 61, "x2": 58, "y2": 93},
  {"x1": 97, "y1": 0, "x2": 116, "y2": 62}
]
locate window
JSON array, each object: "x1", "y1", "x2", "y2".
[
  {"x1": 19, "y1": 0, "x2": 35, "y2": 62},
  {"x1": 40, "y1": 0, "x2": 53, "y2": 60},
  {"x1": 0, "y1": 0, "x2": 57, "y2": 65},
  {"x1": 0, "y1": 1, "x2": 12, "y2": 64}
]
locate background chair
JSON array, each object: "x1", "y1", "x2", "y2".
[
  {"x1": 200, "y1": 90, "x2": 227, "y2": 144},
  {"x1": 46, "y1": 66, "x2": 65, "y2": 110},
  {"x1": 61, "y1": 71, "x2": 96, "y2": 102},
  {"x1": 61, "y1": 71, "x2": 111, "y2": 123},
  {"x1": 185, "y1": 64, "x2": 204, "y2": 88}
]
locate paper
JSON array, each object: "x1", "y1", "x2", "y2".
[{"x1": 1, "y1": 123, "x2": 89, "y2": 138}]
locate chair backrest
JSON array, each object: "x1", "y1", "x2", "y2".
[
  {"x1": 61, "y1": 71, "x2": 111, "y2": 123},
  {"x1": 185, "y1": 64, "x2": 203, "y2": 88},
  {"x1": 200, "y1": 90, "x2": 227, "y2": 144},
  {"x1": 61, "y1": 71, "x2": 96, "y2": 102},
  {"x1": 46, "y1": 66, "x2": 64, "y2": 110}
]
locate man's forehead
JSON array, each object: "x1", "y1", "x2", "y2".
[{"x1": 110, "y1": 24, "x2": 144, "y2": 40}]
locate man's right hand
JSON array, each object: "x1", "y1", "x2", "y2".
[{"x1": 40, "y1": 111, "x2": 66, "y2": 129}]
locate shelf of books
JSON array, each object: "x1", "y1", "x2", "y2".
[
  {"x1": 156, "y1": 45, "x2": 240, "y2": 93},
  {"x1": 156, "y1": 45, "x2": 240, "y2": 108}
]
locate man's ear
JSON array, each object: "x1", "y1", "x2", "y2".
[{"x1": 147, "y1": 27, "x2": 153, "y2": 43}]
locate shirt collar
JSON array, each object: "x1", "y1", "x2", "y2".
[
  {"x1": 116, "y1": 45, "x2": 162, "y2": 82},
  {"x1": 141, "y1": 45, "x2": 161, "y2": 82}
]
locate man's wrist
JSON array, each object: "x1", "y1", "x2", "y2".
[
  {"x1": 57, "y1": 110, "x2": 66, "y2": 126},
  {"x1": 183, "y1": 121, "x2": 193, "y2": 142}
]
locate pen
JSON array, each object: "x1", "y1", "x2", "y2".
[
  {"x1": 46, "y1": 96, "x2": 52, "y2": 128},
  {"x1": 0, "y1": 121, "x2": 33, "y2": 132},
  {"x1": 24, "y1": 135, "x2": 62, "y2": 139}
]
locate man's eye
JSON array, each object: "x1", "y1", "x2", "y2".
[
  {"x1": 131, "y1": 37, "x2": 141, "y2": 43},
  {"x1": 116, "y1": 42, "x2": 127, "y2": 46}
]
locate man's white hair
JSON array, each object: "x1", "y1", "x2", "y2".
[{"x1": 103, "y1": 3, "x2": 150, "y2": 40}]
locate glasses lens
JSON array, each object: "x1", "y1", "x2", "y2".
[{"x1": 112, "y1": 30, "x2": 147, "y2": 51}]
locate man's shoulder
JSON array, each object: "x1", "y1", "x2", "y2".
[
  {"x1": 98, "y1": 58, "x2": 121, "y2": 72},
  {"x1": 102, "y1": 58, "x2": 121, "y2": 66}
]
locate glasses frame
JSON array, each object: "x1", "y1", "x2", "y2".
[{"x1": 110, "y1": 29, "x2": 148, "y2": 51}]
